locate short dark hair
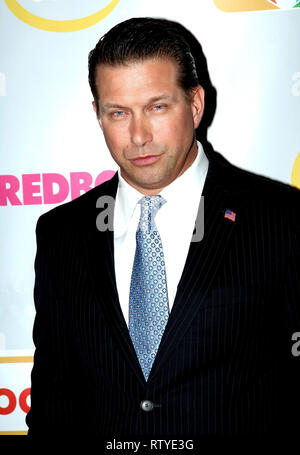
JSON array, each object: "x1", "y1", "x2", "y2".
[{"x1": 88, "y1": 17, "x2": 200, "y2": 115}]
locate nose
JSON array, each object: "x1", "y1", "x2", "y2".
[{"x1": 130, "y1": 114, "x2": 152, "y2": 147}]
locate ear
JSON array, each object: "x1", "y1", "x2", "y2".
[
  {"x1": 190, "y1": 85, "x2": 205, "y2": 129},
  {"x1": 92, "y1": 100, "x2": 103, "y2": 130}
]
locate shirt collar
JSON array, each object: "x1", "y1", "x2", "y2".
[
  {"x1": 160, "y1": 141, "x2": 206, "y2": 206},
  {"x1": 114, "y1": 171, "x2": 143, "y2": 238}
]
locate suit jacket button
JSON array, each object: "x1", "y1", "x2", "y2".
[{"x1": 140, "y1": 400, "x2": 154, "y2": 412}]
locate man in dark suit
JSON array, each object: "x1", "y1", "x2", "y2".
[{"x1": 26, "y1": 17, "x2": 300, "y2": 440}]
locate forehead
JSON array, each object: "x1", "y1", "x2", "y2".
[{"x1": 95, "y1": 58, "x2": 182, "y2": 104}]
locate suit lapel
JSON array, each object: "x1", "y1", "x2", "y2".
[
  {"x1": 83, "y1": 173, "x2": 146, "y2": 385},
  {"x1": 148, "y1": 149, "x2": 240, "y2": 383}
]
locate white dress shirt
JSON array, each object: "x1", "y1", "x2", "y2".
[{"x1": 113, "y1": 141, "x2": 209, "y2": 325}]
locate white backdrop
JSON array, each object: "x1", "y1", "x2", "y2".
[{"x1": 0, "y1": 0, "x2": 300, "y2": 434}]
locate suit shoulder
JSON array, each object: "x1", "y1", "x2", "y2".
[
  {"x1": 213, "y1": 150, "x2": 300, "y2": 207},
  {"x1": 36, "y1": 172, "x2": 118, "y2": 233}
]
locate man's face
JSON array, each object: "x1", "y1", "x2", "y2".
[{"x1": 93, "y1": 58, "x2": 204, "y2": 195}]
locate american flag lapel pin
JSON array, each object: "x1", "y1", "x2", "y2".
[{"x1": 224, "y1": 209, "x2": 236, "y2": 222}]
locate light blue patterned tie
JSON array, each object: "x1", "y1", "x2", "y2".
[{"x1": 129, "y1": 195, "x2": 169, "y2": 381}]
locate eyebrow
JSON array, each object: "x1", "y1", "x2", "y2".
[{"x1": 101, "y1": 94, "x2": 176, "y2": 112}]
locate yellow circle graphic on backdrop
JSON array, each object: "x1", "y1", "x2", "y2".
[
  {"x1": 5, "y1": 0, "x2": 120, "y2": 32},
  {"x1": 291, "y1": 152, "x2": 300, "y2": 190}
]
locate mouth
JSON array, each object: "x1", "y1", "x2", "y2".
[{"x1": 130, "y1": 154, "x2": 162, "y2": 167}]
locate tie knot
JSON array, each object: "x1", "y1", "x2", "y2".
[{"x1": 138, "y1": 195, "x2": 166, "y2": 232}]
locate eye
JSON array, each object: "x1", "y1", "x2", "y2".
[
  {"x1": 152, "y1": 104, "x2": 166, "y2": 112},
  {"x1": 111, "y1": 110, "x2": 125, "y2": 119}
]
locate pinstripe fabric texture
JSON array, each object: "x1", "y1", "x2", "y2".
[{"x1": 26, "y1": 146, "x2": 300, "y2": 438}]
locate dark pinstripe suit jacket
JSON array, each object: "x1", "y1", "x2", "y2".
[{"x1": 26, "y1": 147, "x2": 300, "y2": 438}]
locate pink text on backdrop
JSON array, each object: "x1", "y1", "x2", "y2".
[
  {"x1": 0, "y1": 171, "x2": 116, "y2": 206},
  {"x1": 0, "y1": 388, "x2": 30, "y2": 415}
]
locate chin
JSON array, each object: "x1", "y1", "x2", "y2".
[{"x1": 132, "y1": 178, "x2": 164, "y2": 190}]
